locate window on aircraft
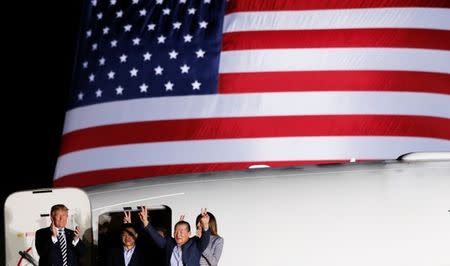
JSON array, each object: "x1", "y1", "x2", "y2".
[{"x1": 97, "y1": 206, "x2": 171, "y2": 266}]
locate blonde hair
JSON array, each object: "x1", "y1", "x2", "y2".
[{"x1": 50, "y1": 204, "x2": 68, "y2": 217}]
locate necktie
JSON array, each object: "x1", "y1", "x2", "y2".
[{"x1": 58, "y1": 229, "x2": 68, "y2": 266}]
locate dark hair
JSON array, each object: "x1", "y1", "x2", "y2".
[
  {"x1": 121, "y1": 223, "x2": 138, "y2": 239},
  {"x1": 196, "y1": 212, "x2": 218, "y2": 236},
  {"x1": 50, "y1": 204, "x2": 69, "y2": 216},
  {"x1": 174, "y1": 221, "x2": 191, "y2": 232}
]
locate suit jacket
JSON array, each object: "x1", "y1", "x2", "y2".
[
  {"x1": 144, "y1": 224, "x2": 210, "y2": 266},
  {"x1": 35, "y1": 227, "x2": 86, "y2": 266},
  {"x1": 106, "y1": 246, "x2": 146, "y2": 266},
  {"x1": 199, "y1": 235, "x2": 224, "y2": 266}
]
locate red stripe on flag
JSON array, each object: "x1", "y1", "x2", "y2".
[
  {"x1": 222, "y1": 29, "x2": 450, "y2": 51},
  {"x1": 59, "y1": 115, "x2": 450, "y2": 155},
  {"x1": 219, "y1": 71, "x2": 450, "y2": 94},
  {"x1": 53, "y1": 160, "x2": 356, "y2": 187},
  {"x1": 226, "y1": 0, "x2": 450, "y2": 13}
]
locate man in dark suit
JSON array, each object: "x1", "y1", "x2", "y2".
[
  {"x1": 106, "y1": 223, "x2": 146, "y2": 266},
  {"x1": 35, "y1": 204, "x2": 86, "y2": 266},
  {"x1": 139, "y1": 207, "x2": 211, "y2": 266}
]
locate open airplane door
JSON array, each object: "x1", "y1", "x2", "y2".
[{"x1": 4, "y1": 188, "x2": 92, "y2": 266}]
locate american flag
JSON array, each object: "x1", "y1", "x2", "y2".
[{"x1": 54, "y1": 0, "x2": 450, "y2": 187}]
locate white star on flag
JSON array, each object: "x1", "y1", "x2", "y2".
[
  {"x1": 124, "y1": 25, "x2": 132, "y2": 32},
  {"x1": 130, "y1": 68, "x2": 138, "y2": 77},
  {"x1": 143, "y1": 52, "x2": 152, "y2": 61},
  {"x1": 173, "y1": 22, "x2": 182, "y2": 29},
  {"x1": 191, "y1": 80, "x2": 201, "y2": 90},
  {"x1": 154, "y1": 66, "x2": 163, "y2": 75},
  {"x1": 180, "y1": 64, "x2": 190, "y2": 74},
  {"x1": 107, "y1": 71, "x2": 115, "y2": 79},
  {"x1": 139, "y1": 83, "x2": 148, "y2": 92},
  {"x1": 115, "y1": 86, "x2": 124, "y2": 95},
  {"x1": 184, "y1": 34, "x2": 193, "y2": 43},
  {"x1": 199, "y1": 21, "x2": 208, "y2": 29},
  {"x1": 165, "y1": 81, "x2": 174, "y2": 91},
  {"x1": 132, "y1": 38, "x2": 141, "y2": 45},
  {"x1": 169, "y1": 50, "x2": 178, "y2": 59},
  {"x1": 120, "y1": 54, "x2": 127, "y2": 63},
  {"x1": 188, "y1": 8, "x2": 196, "y2": 14},
  {"x1": 196, "y1": 49, "x2": 205, "y2": 58},
  {"x1": 158, "y1": 35, "x2": 166, "y2": 44}
]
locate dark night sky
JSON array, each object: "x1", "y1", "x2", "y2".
[
  {"x1": 3, "y1": 1, "x2": 83, "y2": 260},
  {"x1": 4, "y1": 0, "x2": 83, "y2": 205}
]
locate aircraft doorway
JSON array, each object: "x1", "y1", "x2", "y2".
[
  {"x1": 97, "y1": 206, "x2": 171, "y2": 266},
  {"x1": 4, "y1": 188, "x2": 92, "y2": 266}
]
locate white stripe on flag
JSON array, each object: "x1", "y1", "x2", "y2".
[
  {"x1": 219, "y1": 48, "x2": 450, "y2": 74},
  {"x1": 62, "y1": 92, "x2": 450, "y2": 133},
  {"x1": 54, "y1": 136, "x2": 450, "y2": 180},
  {"x1": 223, "y1": 8, "x2": 450, "y2": 32}
]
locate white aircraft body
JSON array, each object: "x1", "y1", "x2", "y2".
[{"x1": 4, "y1": 153, "x2": 450, "y2": 265}]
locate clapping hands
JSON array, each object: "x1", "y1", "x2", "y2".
[
  {"x1": 50, "y1": 222, "x2": 58, "y2": 237},
  {"x1": 74, "y1": 226, "x2": 80, "y2": 240}
]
